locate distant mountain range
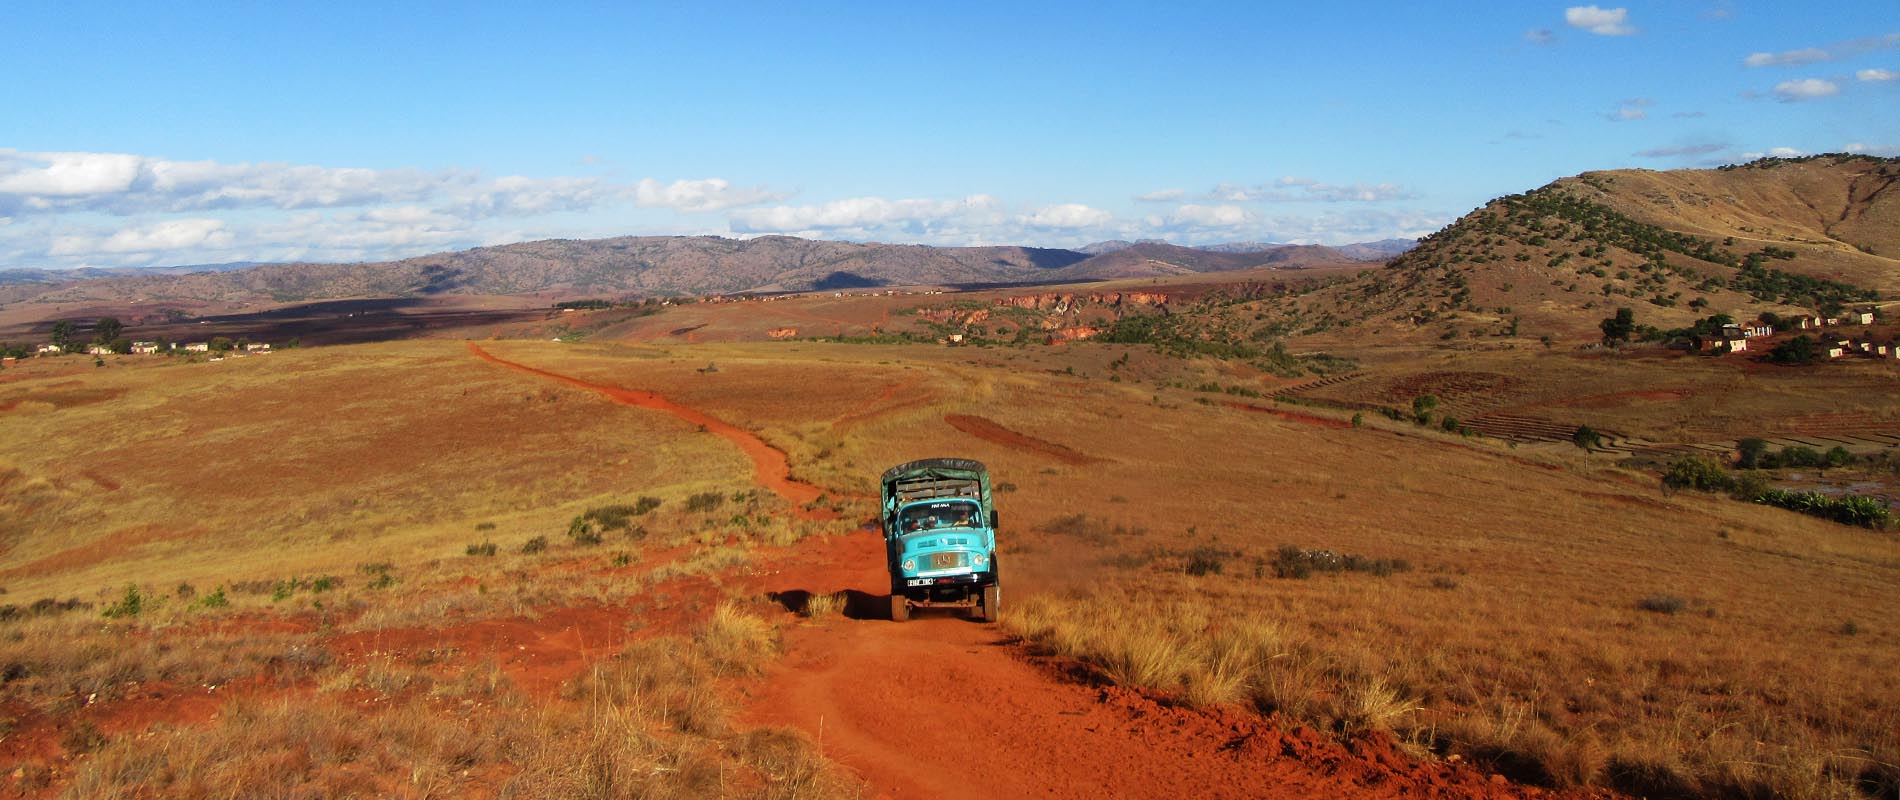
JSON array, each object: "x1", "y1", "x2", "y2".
[{"x1": 0, "y1": 237, "x2": 1412, "y2": 306}]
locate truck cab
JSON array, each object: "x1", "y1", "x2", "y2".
[{"x1": 880, "y1": 458, "x2": 1000, "y2": 622}]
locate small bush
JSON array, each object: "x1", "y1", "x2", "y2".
[
  {"x1": 193, "y1": 586, "x2": 229, "y2": 610},
  {"x1": 801, "y1": 592, "x2": 845, "y2": 621},
  {"x1": 1662, "y1": 456, "x2": 1732, "y2": 492},
  {"x1": 1637, "y1": 594, "x2": 1687, "y2": 614},
  {"x1": 684, "y1": 492, "x2": 726, "y2": 513},
  {"x1": 101, "y1": 584, "x2": 145, "y2": 619},
  {"x1": 520, "y1": 536, "x2": 549, "y2": 555},
  {"x1": 1184, "y1": 547, "x2": 1225, "y2": 576},
  {"x1": 474, "y1": 521, "x2": 497, "y2": 531},
  {"x1": 359, "y1": 563, "x2": 398, "y2": 589},
  {"x1": 466, "y1": 541, "x2": 498, "y2": 557}
]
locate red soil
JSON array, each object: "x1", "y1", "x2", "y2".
[
  {"x1": 1224, "y1": 400, "x2": 1354, "y2": 429},
  {"x1": 943, "y1": 413, "x2": 1104, "y2": 466},
  {"x1": 743, "y1": 530, "x2": 1599, "y2": 799},
  {"x1": 466, "y1": 342, "x2": 827, "y2": 513}
]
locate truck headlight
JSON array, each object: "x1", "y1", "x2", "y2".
[
  {"x1": 971, "y1": 553, "x2": 989, "y2": 567},
  {"x1": 901, "y1": 558, "x2": 916, "y2": 572}
]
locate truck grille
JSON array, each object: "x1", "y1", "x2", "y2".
[{"x1": 929, "y1": 552, "x2": 964, "y2": 570}]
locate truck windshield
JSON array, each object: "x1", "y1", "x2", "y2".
[{"x1": 898, "y1": 501, "x2": 983, "y2": 532}]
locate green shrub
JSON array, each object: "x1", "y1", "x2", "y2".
[
  {"x1": 466, "y1": 541, "x2": 498, "y2": 557},
  {"x1": 1572, "y1": 425, "x2": 1602, "y2": 450},
  {"x1": 520, "y1": 535, "x2": 548, "y2": 555},
  {"x1": 193, "y1": 586, "x2": 229, "y2": 610},
  {"x1": 1755, "y1": 490, "x2": 1891, "y2": 529},
  {"x1": 101, "y1": 585, "x2": 145, "y2": 619},
  {"x1": 1662, "y1": 456, "x2": 1732, "y2": 492},
  {"x1": 1184, "y1": 547, "x2": 1225, "y2": 576}
]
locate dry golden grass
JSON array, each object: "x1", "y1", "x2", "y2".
[{"x1": 4, "y1": 329, "x2": 1899, "y2": 798}]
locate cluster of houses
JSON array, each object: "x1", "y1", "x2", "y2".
[
  {"x1": 1696, "y1": 307, "x2": 1892, "y2": 360},
  {"x1": 25, "y1": 341, "x2": 271, "y2": 358}
]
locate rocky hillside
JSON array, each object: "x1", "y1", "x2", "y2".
[{"x1": 0, "y1": 235, "x2": 1398, "y2": 307}]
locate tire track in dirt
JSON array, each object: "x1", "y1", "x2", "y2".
[
  {"x1": 744, "y1": 532, "x2": 1590, "y2": 800},
  {"x1": 466, "y1": 342, "x2": 826, "y2": 512},
  {"x1": 832, "y1": 375, "x2": 933, "y2": 431},
  {"x1": 943, "y1": 413, "x2": 1104, "y2": 466}
]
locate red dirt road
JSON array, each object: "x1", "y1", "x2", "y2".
[
  {"x1": 744, "y1": 533, "x2": 1589, "y2": 800},
  {"x1": 467, "y1": 342, "x2": 826, "y2": 510}
]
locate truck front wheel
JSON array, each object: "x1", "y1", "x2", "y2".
[
  {"x1": 890, "y1": 594, "x2": 909, "y2": 622},
  {"x1": 979, "y1": 584, "x2": 1000, "y2": 622}
]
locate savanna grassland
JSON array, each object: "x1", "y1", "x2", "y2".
[{"x1": 2, "y1": 324, "x2": 1898, "y2": 799}]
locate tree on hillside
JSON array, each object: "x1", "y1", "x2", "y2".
[
  {"x1": 1768, "y1": 335, "x2": 1820, "y2": 365},
  {"x1": 209, "y1": 336, "x2": 234, "y2": 352},
  {"x1": 1572, "y1": 425, "x2": 1602, "y2": 451},
  {"x1": 50, "y1": 321, "x2": 75, "y2": 350},
  {"x1": 1737, "y1": 438, "x2": 1770, "y2": 469},
  {"x1": 93, "y1": 316, "x2": 123, "y2": 344},
  {"x1": 1599, "y1": 307, "x2": 1635, "y2": 345}
]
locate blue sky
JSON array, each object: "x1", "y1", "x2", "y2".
[{"x1": 1, "y1": 2, "x2": 1896, "y2": 269}]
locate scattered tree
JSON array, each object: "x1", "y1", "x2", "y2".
[
  {"x1": 1572, "y1": 425, "x2": 1602, "y2": 450},
  {"x1": 93, "y1": 316, "x2": 123, "y2": 344},
  {"x1": 1599, "y1": 307, "x2": 1635, "y2": 345}
]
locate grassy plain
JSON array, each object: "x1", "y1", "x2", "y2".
[{"x1": 1, "y1": 324, "x2": 1897, "y2": 797}]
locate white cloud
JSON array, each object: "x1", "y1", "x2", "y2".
[
  {"x1": 49, "y1": 218, "x2": 232, "y2": 256},
  {"x1": 1524, "y1": 29, "x2": 1557, "y2": 45},
  {"x1": 633, "y1": 178, "x2": 781, "y2": 212},
  {"x1": 1167, "y1": 204, "x2": 1252, "y2": 228},
  {"x1": 0, "y1": 151, "x2": 144, "y2": 198},
  {"x1": 1134, "y1": 188, "x2": 1184, "y2": 202},
  {"x1": 1634, "y1": 141, "x2": 1730, "y2": 158},
  {"x1": 1859, "y1": 68, "x2": 1899, "y2": 82},
  {"x1": 1565, "y1": 6, "x2": 1636, "y2": 36},
  {"x1": 728, "y1": 195, "x2": 1003, "y2": 234},
  {"x1": 1744, "y1": 33, "x2": 1900, "y2": 67},
  {"x1": 1774, "y1": 78, "x2": 1840, "y2": 101},
  {"x1": 0, "y1": 148, "x2": 778, "y2": 218},
  {"x1": 1605, "y1": 98, "x2": 1653, "y2": 121},
  {"x1": 1844, "y1": 142, "x2": 1900, "y2": 156},
  {"x1": 1745, "y1": 48, "x2": 1829, "y2": 68},
  {"x1": 1203, "y1": 177, "x2": 1413, "y2": 203},
  {"x1": 1021, "y1": 203, "x2": 1113, "y2": 229}
]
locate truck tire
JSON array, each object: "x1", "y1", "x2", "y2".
[
  {"x1": 979, "y1": 584, "x2": 1000, "y2": 622},
  {"x1": 890, "y1": 594, "x2": 909, "y2": 622}
]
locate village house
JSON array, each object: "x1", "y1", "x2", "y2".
[
  {"x1": 244, "y1": 342, "x2": 271, "y2": 352},
  {"x1": 1852, "y1": 307, "x2": 1877, "y2": 325},
  {"x1": 1741, "y1": 319, "x2": 1773, "y2": 338},
  {"x1": 184, "y1": 342, "x2": 210, "y2": 352},
  {"x1": 85, "y1": 344, "x2": 112, "y2": 356},
  {"x1": 1, "y1": 356, "x2": 16, "y2": 366},
  {"x1": 1827, "y1": 339, "x2": 1850, "y2": 359},
  {"x1": 36, "y1": 344, "x2": 62, "y2": 355},
  {"x1": 131, "y1": 341, "x2": 160, "y2": 354},
  {"x1": 1791, "y1": 314, "x2": 1818, "y2": 330}
]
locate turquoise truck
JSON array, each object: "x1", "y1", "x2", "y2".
[{"x1": 880, "y1": 458, "x2": 1000, "y2": 622}]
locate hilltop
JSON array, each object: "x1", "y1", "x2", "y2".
[{"x1": 1128, "y1": 155, "x2": 1898, "y2": 348}]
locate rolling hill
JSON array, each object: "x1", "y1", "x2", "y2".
[
  {"x1": 1245, "y1": 154, "x2": 1899, "y2": 344},
  {"x1": 0, "y1": 235, "x2": 1400, "y2": 308}
]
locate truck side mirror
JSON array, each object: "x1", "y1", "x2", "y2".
[{"x1": 990, "y1": 510, "x2": 999, "y2": 529}]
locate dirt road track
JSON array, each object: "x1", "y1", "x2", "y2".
[
  {"x1": 745, "y1": 533, "x2": 1589, "y2": 800},
  {"x1": 466, "y1": 342, "x2": 827, "y2": 511}
]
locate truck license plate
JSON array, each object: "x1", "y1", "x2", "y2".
[{"x1": 931, "y1": 552, "x2": 961, "y2": 569}]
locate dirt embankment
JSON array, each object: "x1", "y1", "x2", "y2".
[{"x1": 943, "y1": 413, "x2": 1104, "y2": 465}]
